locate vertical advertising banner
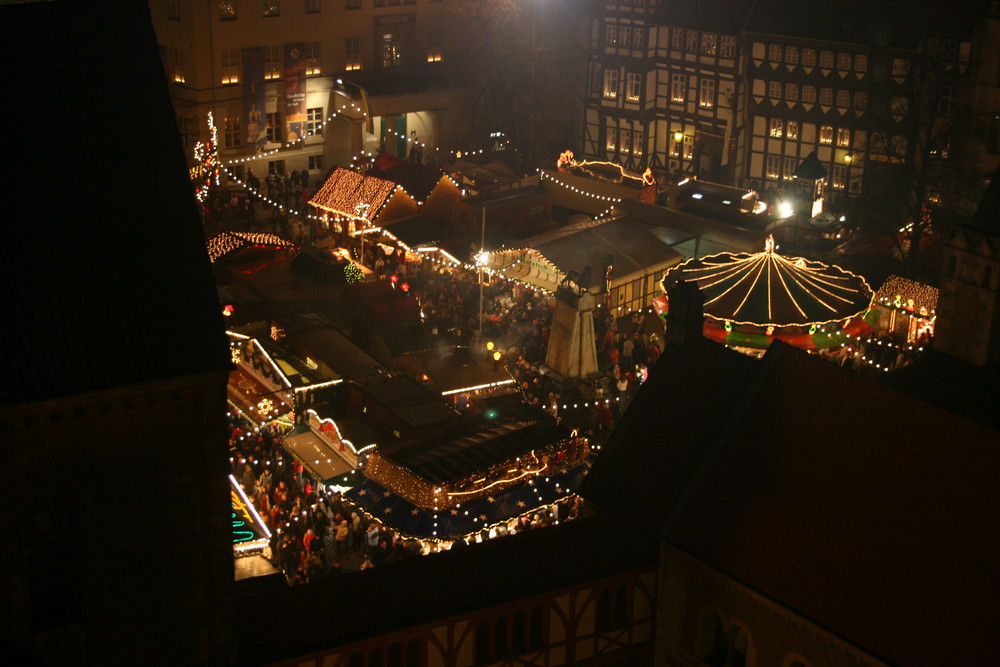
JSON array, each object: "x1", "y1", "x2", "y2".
[
  {"x1": 242, "y1": 47, "x2": 266, "y2": 148},
  {"x1": 283, "y1": 43, "x2": 307, "y2": 142}
]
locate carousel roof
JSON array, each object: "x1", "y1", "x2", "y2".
[{"x1": 661, "y1": 237, "x2": 873, "y2": 327}]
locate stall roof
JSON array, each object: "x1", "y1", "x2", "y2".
[
  {"x1": 309, "y1": 168, "x2": 397, "y2": 220},
  {"x1": 368, "y1": 153, "x2": 446, "y2": 203},
  {"x1": 283, "y1": 428, "x2": 354, "y2": 483},
  {"x1": 386, "y1": 417, "x2": 571, "y2": 485},
  {"x1": 515, "y1": 215, "x2": 684, "y2": 282},
  {"x1": 381, "y1": 214, "x2": 449, "y2": 248},
  {"x1": 351, "y1": 372, "x2": 460, "y2": 429}
]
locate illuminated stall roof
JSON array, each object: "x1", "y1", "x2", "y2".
[
  {"x1": 309, "y1": 167, "x2": 397, "y2": 220},
  {"x1": 207, "y1": 231, "x2": 298, "y2": 264},
  {"x1": 662, "y1": 237, "x2": 873, "y2": 327}
]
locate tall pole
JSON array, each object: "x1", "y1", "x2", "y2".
[{"x1": 478, "y1": 203, "x2": 486, "y2": 336}]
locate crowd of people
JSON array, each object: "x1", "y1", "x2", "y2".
[{"x1": 228, "y1": 406, "x2": 584, "y2": 585}]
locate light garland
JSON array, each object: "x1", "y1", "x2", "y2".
[{"x1": 555, "y1": 151, "x2": 656, "y2": 185}]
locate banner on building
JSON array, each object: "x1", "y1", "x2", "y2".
[
  {"x1": 284, "y1": 43, "x2": 307, "y2": 142},
  {"x1": 242, "y1": 47, "x2": 266, "y2": 148}
]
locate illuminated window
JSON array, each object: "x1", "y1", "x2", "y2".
[
  {"x1": 769, "y1": 119, "x2": 783, "y2": 138},
  {"x1": 699, "y1": 78, "x2": 715, "y2": 108},
  {"x1": 620, "y1": 129, "x2": 631, "y2": 153},
  {"x1": 309, "y1": 155, "x2": 324, "y2": 171},
  {"x1": 720, "y1": 36, "x2": 735, "y2": 58},
  {"x1": 627, "y1": 73, "x2": 641, "y2": 101},
  {"x1": 306, "y1": 0, "x2": 322, "y2": 11},
  {"x1": 306, "y1": 41, "x2": 321, "y2": 75},
  {"x1": 820, "y1": 125, "x2": 833, "y2": 144},
  {"x1": 620, "y1": 26, "x2": 631, "y2": 48},
  {"x1": 785, "y1": 46, "x2": 798, "y2": 65},
  {"x1": 306, "y1": 107, "x2": 324, "y2": 136},
  {"x1": 819, "y1": 87, "x2": 833, "y2": 105},
  {"x1": 219, "y1": 1, "x2": 237, "y2": 20},
  {"x1": 766, "y1": 155, "x2": 780, "y2": 179},
  {"x1": 769, "y1": 81, "x2": 781, "y2": 99},
  {"x1": 671, "y1": 74, "x2": 686, "y2": 102},
  {"x1": 221, "y1": 49, "x2": 239, "y2": 84},
  {"x1": 802, "y1": 85, "x2": 816, "y2": 103},
  {"x1": 854, "y1": 92, "x2": 867, "y2": 111},
  {"x1": 837, "y1": 53, "x2": 851, "y2": 71},
  {"x1": 381, "y1": 32, "x2": 401, "y2": 68},
  {"x1": 687, "y1": 31, "x2": 699, "y2": 52},
  {"x1": 604, "y1": 70, "x2": 619, "y2": 98},
  {"x1": 266, "y1": 112, "x2": 282, "y2": 143},
  {"x1": 170, "y1": 47, "x2": 185, "y2": 83},
  {"x1": 783, "y1": 157, "x2": 796, "y2": 180},
  {"x1": 855, "y1": 54, "x2": 868, "y2": 73},
  {"x1": 672, "y1": 29, "x2": 685, "y2": 50},
  {"x1": 427, "y1": 30, "x2": 443, "y2": 62},
  {"x1": 346, "y1": 38, "x2": 361, "y2": 71},
  {"x1": 837, "y1": 128, "x2": 850, "y2": 147},
  {"x1": 607, "y1": 127, "x2": 617, "y2": 151},
  {"x1": 785, "y1": 83, "x2": 798, "y2": 102},
  {"x1": 224, "y1": 115, "x2": 242, "y2": 148},
  {"x1": 634, "y1": 28, "x2": 645, "y2": 49},
  {"x1": 263, "y1": 0, "x2": 279, "y2": 17},
  {"x1": 670, "y1": 131, "x2": 681, "y2": 156},
  {"x1": 786, "y1": 121, "x2": 799, "y2": 140},
  {"x1": 683, "y1": 134, "x2": 693, "y2": 159},
  {"x1": 820, "y1": 50, "x2": 834, "y2": 68},
  {"x1": 633, "y1": 131, "x2": 644, "y2": 155},
  {"x1": 802, "y1": 48, "x2": 816, "y2": 66},
  {"x1": 264, "y1": 45, "x2": 281, "y2": 80},
  {"x1": 701, "y1": 34, "x2": 717, "y2": 56},
  {"x1": 832, "y1": 164, "x2": 847, "y2": 189},
  {"x1": 892, "y1": 58, "x2": 909, "y2": 77},
  {"x1": 168, "y1": 0, "x2": 180, "y2": 20},
  {"x1": 606, "y1": 24, "x2": 617, "y2": 47},
  {"x1": 836, "y1": 89, "x2": 850, "y2": 107},
  {"x1": 769, "y1": 44, "x2": 782, "y2": 62}
]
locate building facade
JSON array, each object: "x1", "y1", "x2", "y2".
[{"x1": 579, "y1": 0, "x2": 997, "y2": 217}]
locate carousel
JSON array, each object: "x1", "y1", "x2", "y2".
[{"x1": 656, "y1": 236, "x2": 876, "y2": 353}]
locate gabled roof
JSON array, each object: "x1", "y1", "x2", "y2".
[
  {"x1": 309, "y1": 168, "x2": 398, "y2": 220},
  {"x1": 368, "y1": 153, "x2": 447, "y2": 202},
  {"x1": 794, "y1": 151, "x2": 827, "y2": 181}
]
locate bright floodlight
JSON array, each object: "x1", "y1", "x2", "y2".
[
  {"x1": 778, "y1": 201, "x2": 794, "y2": 218},
  {"x1": 476, "y1": 251, "x2": 489, "y2": 266}
]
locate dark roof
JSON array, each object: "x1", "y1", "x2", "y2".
[
  {"x1": 386, "y1": 416, "x2": 571, "y2": 484},
  {"x1": 522, "y1": 216, "x2": 684, "y2": 280},
  {"x1": 0, "y1": 0, "x2": 230, "y2": 406},
  {"x1": 650, "y1": 0, "x2": 753, "y2": 34},
  {"x1": 381, "y1": 214, "x2": 450, "y2": 248},
  {"x1": 794, "y1": 151, "x2": 828, "y2": 181},
  {"x1": 968, "y1": 167, "x2": 1000, "y2": 235},
  {"x1": 351, "y1": 372, "x2": 459, "y2": 429},
  {"x1": 368, "y1": 153, "x2": 446, "y2": 203},
  {"x1": 233, "y1": 510, "x2": 659, "y2": 665},
  {"x1": 663, "y1": 341, "x2": 1000, "y2": 666},
  {"x1": 579, "y1": 336, "x2": 758, "y2": 523},
  {"x1": 584, "y1": 335, "x2": 1000, "y2": 664}
]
